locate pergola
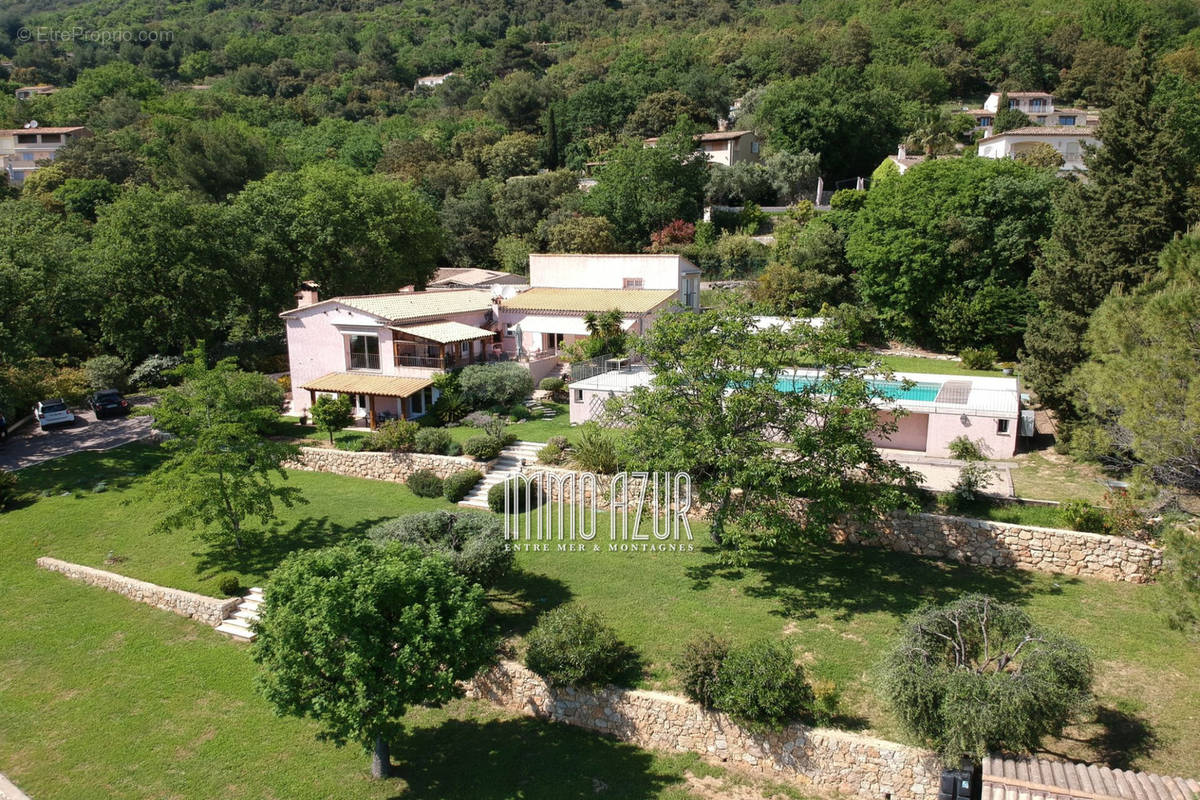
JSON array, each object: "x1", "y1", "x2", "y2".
[
  {"x1": 301, "y1": 372, "x2": 434, "y2": 430},
  {"x1": 389, "y1": 321, "x2": 497, "y2": 369}
]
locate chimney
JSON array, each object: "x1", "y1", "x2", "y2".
[
  {"x1": 897, "y1": 143, "x2": 907, "y2": 159},
  {"x1": 295, "y1": 281, "x2": 320, "y2": 307},
  {"x1": 716, "y1": 117, "x2": 729, "y2": 132}
]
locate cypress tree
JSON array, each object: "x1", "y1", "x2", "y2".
[{"x1": 1022, "y1": 29, "x2": 1194, "y2": 416}]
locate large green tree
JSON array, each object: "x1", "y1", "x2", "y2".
[
  {"x1": 230, "y1": 163, "x2": 443, "y2": 323},
  {"x1": 617, "y1": 306, "x2": 917, "y2": 549},
  {"x1": 143, "y1": 348, "x2": 304, "y2": 550},
  {"x1": 1022, "y1": 30, "x2": 1197, "y2": 414},
  {"x1": 90, "y1": 188, "x2": 235, "y2": 362},
  {"x1": 253, "y1": 543, "x2": 495, "y2": 778},
  {"x1": 585, "y1": 127, "x2": 708, "y2": 249},
  {"x1": 1070, "y1": 232, "x2": 1200, "y2": 490},
  {"x1": 881, "y1": 595, "x2": 1093, "y2": 762},
  {"x1": 846, "y1": 156, "x2": 1056, "y2": 354}
]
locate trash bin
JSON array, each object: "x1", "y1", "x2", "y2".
[{"x1": 939, "y1": 767, "x2": 975, "y2": 800}]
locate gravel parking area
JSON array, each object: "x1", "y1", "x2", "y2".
[{"x1": 0, "y1": 403, "x2": 153, "y2": 471}]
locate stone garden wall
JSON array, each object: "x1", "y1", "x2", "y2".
[
  {"x1": 288, "y1": 447, "x2": 487, "y2": 483},
  {"x1": 36, "y1": 557, "x2": 239, "y2": 625},
  {"x1": 466, "y1": 660, "x2": 941, "y2": 800},
  {"x1": 834, "y1": 513, "x2": 1162, "y2": 584},
  {"x1": 520, "y1": 466, "x2": 1161, "y2": 583}
]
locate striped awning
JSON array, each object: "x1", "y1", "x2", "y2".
[{"x1": 301, "y1": 372, "x2": 432, "y2": 398}]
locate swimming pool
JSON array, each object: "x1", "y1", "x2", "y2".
[{"x1": 774, "y1": 375, "x2": 942, "y2": 403}]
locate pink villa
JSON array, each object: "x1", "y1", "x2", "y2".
[
  {"x1": 280, "y1": 254, "x2": 700, "y2": 428},
  {"x1": 568, "y1": 366, "x2": 1028, "y2": 459}
]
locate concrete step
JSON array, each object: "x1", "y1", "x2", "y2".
[
  {"x1": 238, "y1": 599, "x2": 261, "y2": 612},
  {"x1": 233, "y1": 609, "x2": 259, "y2": 622},
  {"x1": 216, "y1": 622, "x2": 256, "y2": 640}
]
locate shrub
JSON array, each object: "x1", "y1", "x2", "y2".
[
  {"x1": 810, "y1": 679, "x2": 841, "y2": 726},
  {"x1": 462, "y1": 410, "x2": 500, "y2": 428},
  {"x1": 83, "y1": 355, "x2": 128, "y2": 393},
  {"x1": 947, "y1": 435, "x2": 985, "y2": 461},
  {"x1": 674, "y1": 634, "x2": 730, "y2": 708},
  {"x1": 0, "y1": 469, "x2": 18, "y2": 510},
  {"x1": 130, "y1": 354, "x2": 184, "y2": 389},
  {"x1": 539, "y1": 377, "x2": 567, "y2": 400},
  {"x1": 959, "y1": 347, "x2": 998, "y2": 371},
  {"x1": 488, "y1": 477, "x2": 541, "y2": 513},
  {"x1": 537, "y1": 435, "x2": 570, "y2": 465},
  {"x1": 1059, "y1": 500, "x2": 1110, "y2": 533},
  {"x1": 508, "y1": 403, "x2": 532, "y2": 421},
  {"x1": 367, "y1": 510, "x2": 513, "y2": 587},
  {"x1": 458, "y1": 362, "x2": 535, "y2": 408},
  {"x1": 572, "y1": 423, "x2": 620, "y2": 473},
  {"x1": 339, "y1": 436, "x2": 367, "y2": 452},
  {"x1": 951, "y1": 461, "x2": 996, "y2": 507},
  {"x1": 406, "y1": 469, "x2": 444, "y2": 498},
  {"x1": 463, "y1": 435, "x2": 503, "y2": 461},
  {"x1": 217, "y1": 574, "x2": 242, "y2": 597},
  {"x1": 446, "y1": 441, "x2": 463, "y2": 457},
  {"x1": 43, "y1": 366, "x2": 89, "y2": 405},
  {"x1": 443, "y1": 469, "x2": 483, "y2": 502},
  {"x1": 366, "y1": 418, "x2": 419, "y2": 452},
  {"x1": 414, "y1": 426, "x2": 452, "y2": 455},
  {"x1": 711, "y1": 639, "x2": 814, "y2": 732},
  {"x1": 1161, "y1": 525, "x2": 1200, "y2": 635},
  {"x1": 524, "y1": 605, "x2": 635, "y2": 687},
  {"x1": 880, "y1": 594, "x2": 1093, "y2": 761}
]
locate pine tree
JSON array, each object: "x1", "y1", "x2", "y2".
[{"x1": 1022, "y1": 29, "x2": 1195, "y2": 415}]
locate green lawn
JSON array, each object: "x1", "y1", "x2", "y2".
[
  {"x1": 0, "y1": 446, "x2": 780, "y2": 800},
  {"x1": 437, "y1": 403, "x2": 574, "y2": 446},
  {"x1": 870, "y1": 354, "x2": 1005, "y2": 377},
  {"x1": 3, "y1": 445, "x2": 1197, "y2": 786}
]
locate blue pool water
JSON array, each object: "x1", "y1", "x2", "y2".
[{"x1": 775, "y1": 375, "x2": 942, "y2": 403}]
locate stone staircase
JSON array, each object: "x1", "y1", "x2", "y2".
[
  {"x1": 459, "y1": 441, "x2": 543, "y2": 510},
  {"x1": 523, "y1": 399, "x2": 556, "y2": 419},
  {"x1": 215, "y1": 586, "x2": 263, "y2": 642}
]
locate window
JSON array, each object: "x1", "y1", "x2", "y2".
[
  {"x1": 1008, "y1": 99, "x2": 1019, "y2": 109},
  {"x1": 750, "y1": 140, "x2": 760, "y2": 154},
  {"x1": 411, "y1": 390, "x2": 423, "y2": 415},
  {"x1": 505, "y1": 325, "x2": 515, "y2": 337},
  {"x1": 996, "y1": 418, "x2": 1010, "y2": 435},
  {"x1": 348, "y1": 334, "x2": 380, "y2": 370},
  {"x1": 1030, "y1": 99, "x2": 1046, "y2": 111},
  {"x1": 1058, "y1": 115, "x2": 1076, "y2": 126},
  {"x1": 979, "y1": 117, "x2": 993, "y2": 127},
  {"x1": 681, "y1": 277, "x2": 697, "y2": 308},
  {"x1": 460, "y1": 341, "x2": 469, "y2": 355},
  {"x1": 40, "y1": 133, "x2": 60, "y2": 143},
  {"x1": 622, "y1": 277, "x2": 644, "y2": 289},
  {"x1": 16, "y1": 134, "x2": 36, "y2": 144},
  {"x1": 574, "y1": 389, "x2": 584, "y2": 403}
]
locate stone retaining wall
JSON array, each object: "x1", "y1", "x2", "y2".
[
  {"x1": 288, "y1": 447, "x2": 488, "y2": 483},
  {"x1": 36, "y1": 557, "x2": 239, "y2": 626},
  {"x1": 466, "y1": 660, "x2": 941, "y2": 800},
  {"x1": 835, "y1": 513, "x2": 1161, "y2": 583}
]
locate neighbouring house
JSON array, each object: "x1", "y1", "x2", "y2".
[
  {"x1": 415, "y1": 72, "x2": 454, "y2": 89},
  {"x1": 977, "y1": 125, "x2": 1099, "y2": 171},
  {"x1": 0, "y1": 125, "x2": 91, "y2": 186},
  {"x1": 281, "y1": 254, "x2": 701, "y2": 427},
  {"x1": 14, "y1": 84, "x2": 57, "y2": 101},
  {"x1": 875, "y1": 144, "x2": 961, "y2": 179},
  {"x1": 965, "y1": 92, "x2": 1098, "y2": 134},
  {"x1": 644, "y1": 129, "x2": 762, "y2": 167},
  {"x1": 568, "y1": 367, "x2": 1026, "y2": 459},
  {"x1": 428, "y1": 267, "x2": 527, "y2": 289}
]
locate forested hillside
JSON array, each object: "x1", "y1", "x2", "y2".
[{"x1": 1, "y1": 0, "x2": 1199, "y2": 490}]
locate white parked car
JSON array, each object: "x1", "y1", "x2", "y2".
[{"x1": 34, "y1": 399, "x2": 75, "y2": 430}]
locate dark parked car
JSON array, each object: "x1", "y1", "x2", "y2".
[{"x1": 88, "y1": 390, "x2": 131, "y2": 419}]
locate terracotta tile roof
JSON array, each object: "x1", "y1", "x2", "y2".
[
  {"x1": 429, "y1": 267, "x2": 525, "y2": 287},
  {"x1": 281, "y1": 289, "x2": 493, "y2": 322},
  {"x1": 983, "y1": 756, "x2": 1200, "y2": 800},
  {"x1": 391, "y1": 321, "x2": 496, "y2": 343},
  {"x1": 301, "y1": 372, "x2": 432, "y2": 398},
  {"x1": 644, "y1": 130, "x2": 753, "y2": 144},
  {"x1": 0, "y1": 126, "x2": 88, "y2": 135},
  {"x1": 501, "y1": 287, "x2": 677, "y2": 314},
  {"x1": 982, "y1": 125, "x2": 1097, "y2": 139}
]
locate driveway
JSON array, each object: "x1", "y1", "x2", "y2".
[{"x1": 0, "y1": 403, "x2": 153, "y2": 471}]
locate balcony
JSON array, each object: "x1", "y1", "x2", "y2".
[
  {"x1": 349, "y1": 353, "x2": 380, "y2": 370},
  {"x1": 394, "y1": 354, "x2": 447, "y2": 369}
]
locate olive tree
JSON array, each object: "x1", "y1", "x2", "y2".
[
  {"x1": 880, "y1": 594, "x2": 1093, "y2": 762},
  {"x1": 254, "y1": 543, "x2": 496, "y2": 779}
]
